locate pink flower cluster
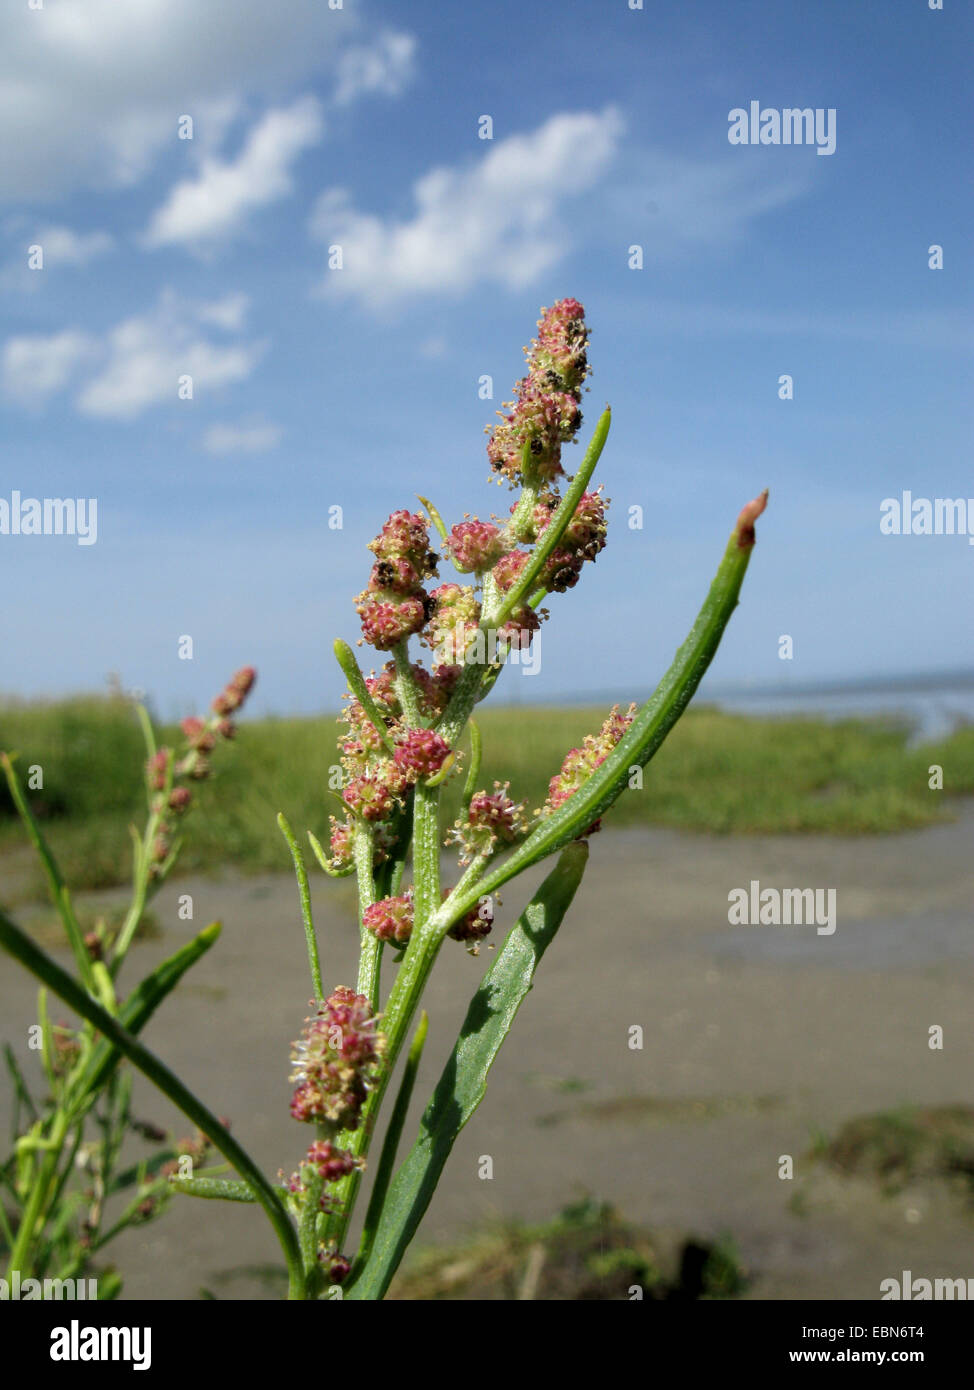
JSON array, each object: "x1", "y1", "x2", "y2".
[
  {"x1": 490, "y1": 550, "x2": 543, "y2": 648},
  {"x1": 329, "y1": 659, "x2": 460, "y2": 858},
  {"x1": 443, "y1": 888, "x2": 494, "y2": 949},
  {"x1": 449, "y1": 781, "x2": 527, "y2": 863},
  {"x1": 486, "y1": 299, "x2": 590, "y2": 488},
  {"x1": 284, "y1": 1138, "x2": 362, "y2": 1221},
  {"x1": 543, "y1": 703, "x2": 637, "y2": 833},
  {"x1": 144, "y1": 667, "x2": 257, "y2": 876},
  {"x1": 362, "y1": 891, "x2": 414, "y2": 945},
  {"x1": 424, "y1": 583, "x2": 481, "y2": 664},
  {"x1": 355, "y1": 510, "x2": 437, "y2": 651},
  {"x1": 289, "y1": 986, "x2": 385, "y2": 1130},
  {"x1": 443, "y1": 518, "x2": 505, "y2": 573},
  {"x1": 530, "y1": 488, "x2": 609, "y2": 593}
]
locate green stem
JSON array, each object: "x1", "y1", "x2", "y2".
[
  {"x1": 110, "y1": 807, "x2": 161, "y2": 970},
  {"x1": 333, "y1": 640, "x2": 397, "y2": 754},
  {"x1": 354, "y1": 1010, "x2": 428, "y2": 1275},
  {"x1": 416, "y1": 495, "x2": 448, "y2": 543},
  {"x1": 135, "y1": 703, "x2": 157, "y2": 762},
  {"x1": 0, "y1": 908, "x2": 306, "y2": 1300},
  {"x1": 461, "y1": 719, "x2": 482, "y2": 815},
  {"x1": 488, "y1": 406, "x2": 611, "y2": 628},
  {"x1": 325, "y1": 852, "x2": 488, "y2": 1255},
  {"x1": 354, "y1": 822, "x2": 382, "y2": 1007},
  {"x1": 392, "y1": 643, "x2": 440, "y2": 927},
  {"x1": 0, "y1": 753, "x2": 94, "y2": 991},
  {"x1": 445, "y1": 495, "x2": 769, "y2": 925},
  {"x1": 6, "y1": 1108, "x2": 70, "y2": 1281},
  {"x1": 278, "y1": 813, "x2": 324, "y2": 1000}
]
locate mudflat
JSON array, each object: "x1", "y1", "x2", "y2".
[{"x1": 3, "y1": 805, "x2": 973, "y2": 1300}]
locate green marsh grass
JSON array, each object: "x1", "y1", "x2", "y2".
[{"x1": 2, "y1": 695, "x2": 973, "y2": 899}]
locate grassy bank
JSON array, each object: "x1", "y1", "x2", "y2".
[{"x1": 1, "y1": 694, "x2": 973, "y2": 897}]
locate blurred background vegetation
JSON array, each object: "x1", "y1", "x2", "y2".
[{"x1": 2, "y1": 693, "x2": 973, "y2": 901}]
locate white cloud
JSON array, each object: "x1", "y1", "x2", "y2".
[
  {"x1": 0, "y1": 2, "x2": 411, "y2": 202},
  {"x1": 1, "y1": 291, "x2": 263, "y2": 419},
  {"x1": 144, "y1": 98, "x2": 324, "y2": 249},
  {"x1": 601, "y1": 149, "x2": 810, "y2": 251},
  {"x1": 0, "y1": 223, "x2": 114, "y2": 291},
  {"x1": 334, "y1": 31, "x2": 416, "y2": 106},
  {"x1": 202, "y1": 419, "x2": 283, "y2": 455},
  {"x1": 309, "y1": 108, "x2": 624, "y2": 308},
  {"x1": 32, "y1": 226, "x2": 115, "y2": 266},
  {"x1": 78, "y1": 292, "x2": 263, "y2": 419},
  {"x1": 195, "y1": 292, "x2": 251, "y2": 331},
  {"x1": 2, "y1": 330, "x2": 97, "y2": 401}
]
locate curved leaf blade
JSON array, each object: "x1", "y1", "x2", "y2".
[
  {"x1": 447, "y1": 494, "x2": 768, "y2": 922},
  {"x1": 346, "y1": 841, "x2": 589, "y2": 1300}
]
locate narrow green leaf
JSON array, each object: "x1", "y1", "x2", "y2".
[
  {"x1": 4, "y1": 1042, "x2": 38, "y2": 1130},
  {"x1": 489, "y1": 407, "x2": 611, "y2": 627},
  {"x1": 447, "y1": 494, "x2": 768, "y2": 923},
  {"x1": 77, "y1": 922, "x2": 223, "y2": 1102},
  {"x1": 354, "y1": 1010, "x2": 429, "y2": 1274},
  {"x1": 346, "y1": 842, "x2": 589, "y2": 1300},
  {"x1": 461, "y1": 720, "x2": 482, "y2": 816},
  {"x1": 333, "y1": 639, "x2": 397, "y2": 754},
  {"x1": 278, "y1": 814, "x2": 324, "y2": 1000},
  {"x1": 416, "y1": 494, "x2": 449, "y2": 543},
  {"x1": 169, "y1": 1176, "x2": 260, "y2": 1203},
  {"x1": 0, "y1": 907, "x2": 305, "y2": 1298},
  {"x1": 0, "y1": 752, "x2": 94, "y2": 989},
  {"x1": 307, "y1": 830, "x2": 355, "y2": 878}
]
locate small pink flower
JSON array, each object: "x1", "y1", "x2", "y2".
[
  {"x1": 328, "y1": 816, "x2": 355, "y2": 869},
  {"x1": 531, "y1": 298, "x2": 590, "y2": 393},
  {"x1": 180, "y1": 716, "x2": 215, "y2": 751},
  {"x1": 444, "y1": 519, "x2": 505, "y2": 573},
  {"x1": 394, "y1": 728, "x2": 451, "y2": 780},
  {"x1": 497, "y1": 604, "x2": 542, "y2": 650},
  {"x1": 363, "y1": 891, "x2": 414, "y2": 944},
  {"x1": 444, "y1": 889, "x2": 494, "y2": 946},
  {"x1": 343, "y1": 764, "x2": 406, "y2": 821},
  {"x1": 539, "y1": 547, "x2": 584, "y2": 593},
  {"x1": 368, "y1": 510, "x2": 437, "y2": 576},
  {"x1": 468, "y1": 784, "x2": 526, "y2": 843},
  {"x1": 289, "y1": 987, "x2": 385, "y2": 1130},
  {"x1": 542, "y1": 704, "x2": 636, "y2": 832},
  {"x1": 324, "y1": 1252, "x2": 352, "y2": 1284},
  {"x1": 424, "y1": 583, "x2": 481, "y2": 663},
  {"x1": 303, "y1": 1139, "x2": 359, "y2": 1184},
  {"x1": 355, "y1": 590, "x2": 428, "y2": 651},
  {"x1": 369, "y1": 557, "x2": 426, "y2": 595},
  {"x1": 450, "y1": 782, "x2": 527, "y2": 862},
  {"x1": 146, "y1": 749, "x2": 169, "y2": 791},
  {"x1": 210, "y1": 666, "x2": 257, "y2": 715},
  {"x1": 492, "y1": 549, "x2": 530, "y2": 594}
]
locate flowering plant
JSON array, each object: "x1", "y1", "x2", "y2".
[
  {"x1": 0, "y1": 301, "x2": 766, "y2": 1299},
  {"x1": 0, "y1": 671, "x2": 257, "y2": 1295}
]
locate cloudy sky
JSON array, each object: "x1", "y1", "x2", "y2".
[{"x1": 1, "y1": 0, "x2": 971, "y2": 718}]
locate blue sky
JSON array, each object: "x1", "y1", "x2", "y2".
[{"x1": 1, "y1": 0, "x2": 971, "y2": 719}]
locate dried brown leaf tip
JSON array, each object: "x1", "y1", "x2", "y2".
[{"x1": 735, "y1": 488, "x2": 769, "y2": 549}]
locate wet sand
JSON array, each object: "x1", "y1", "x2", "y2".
[{"x1": 3, "y1": 806, "x2": 973, "y2": 1299}]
